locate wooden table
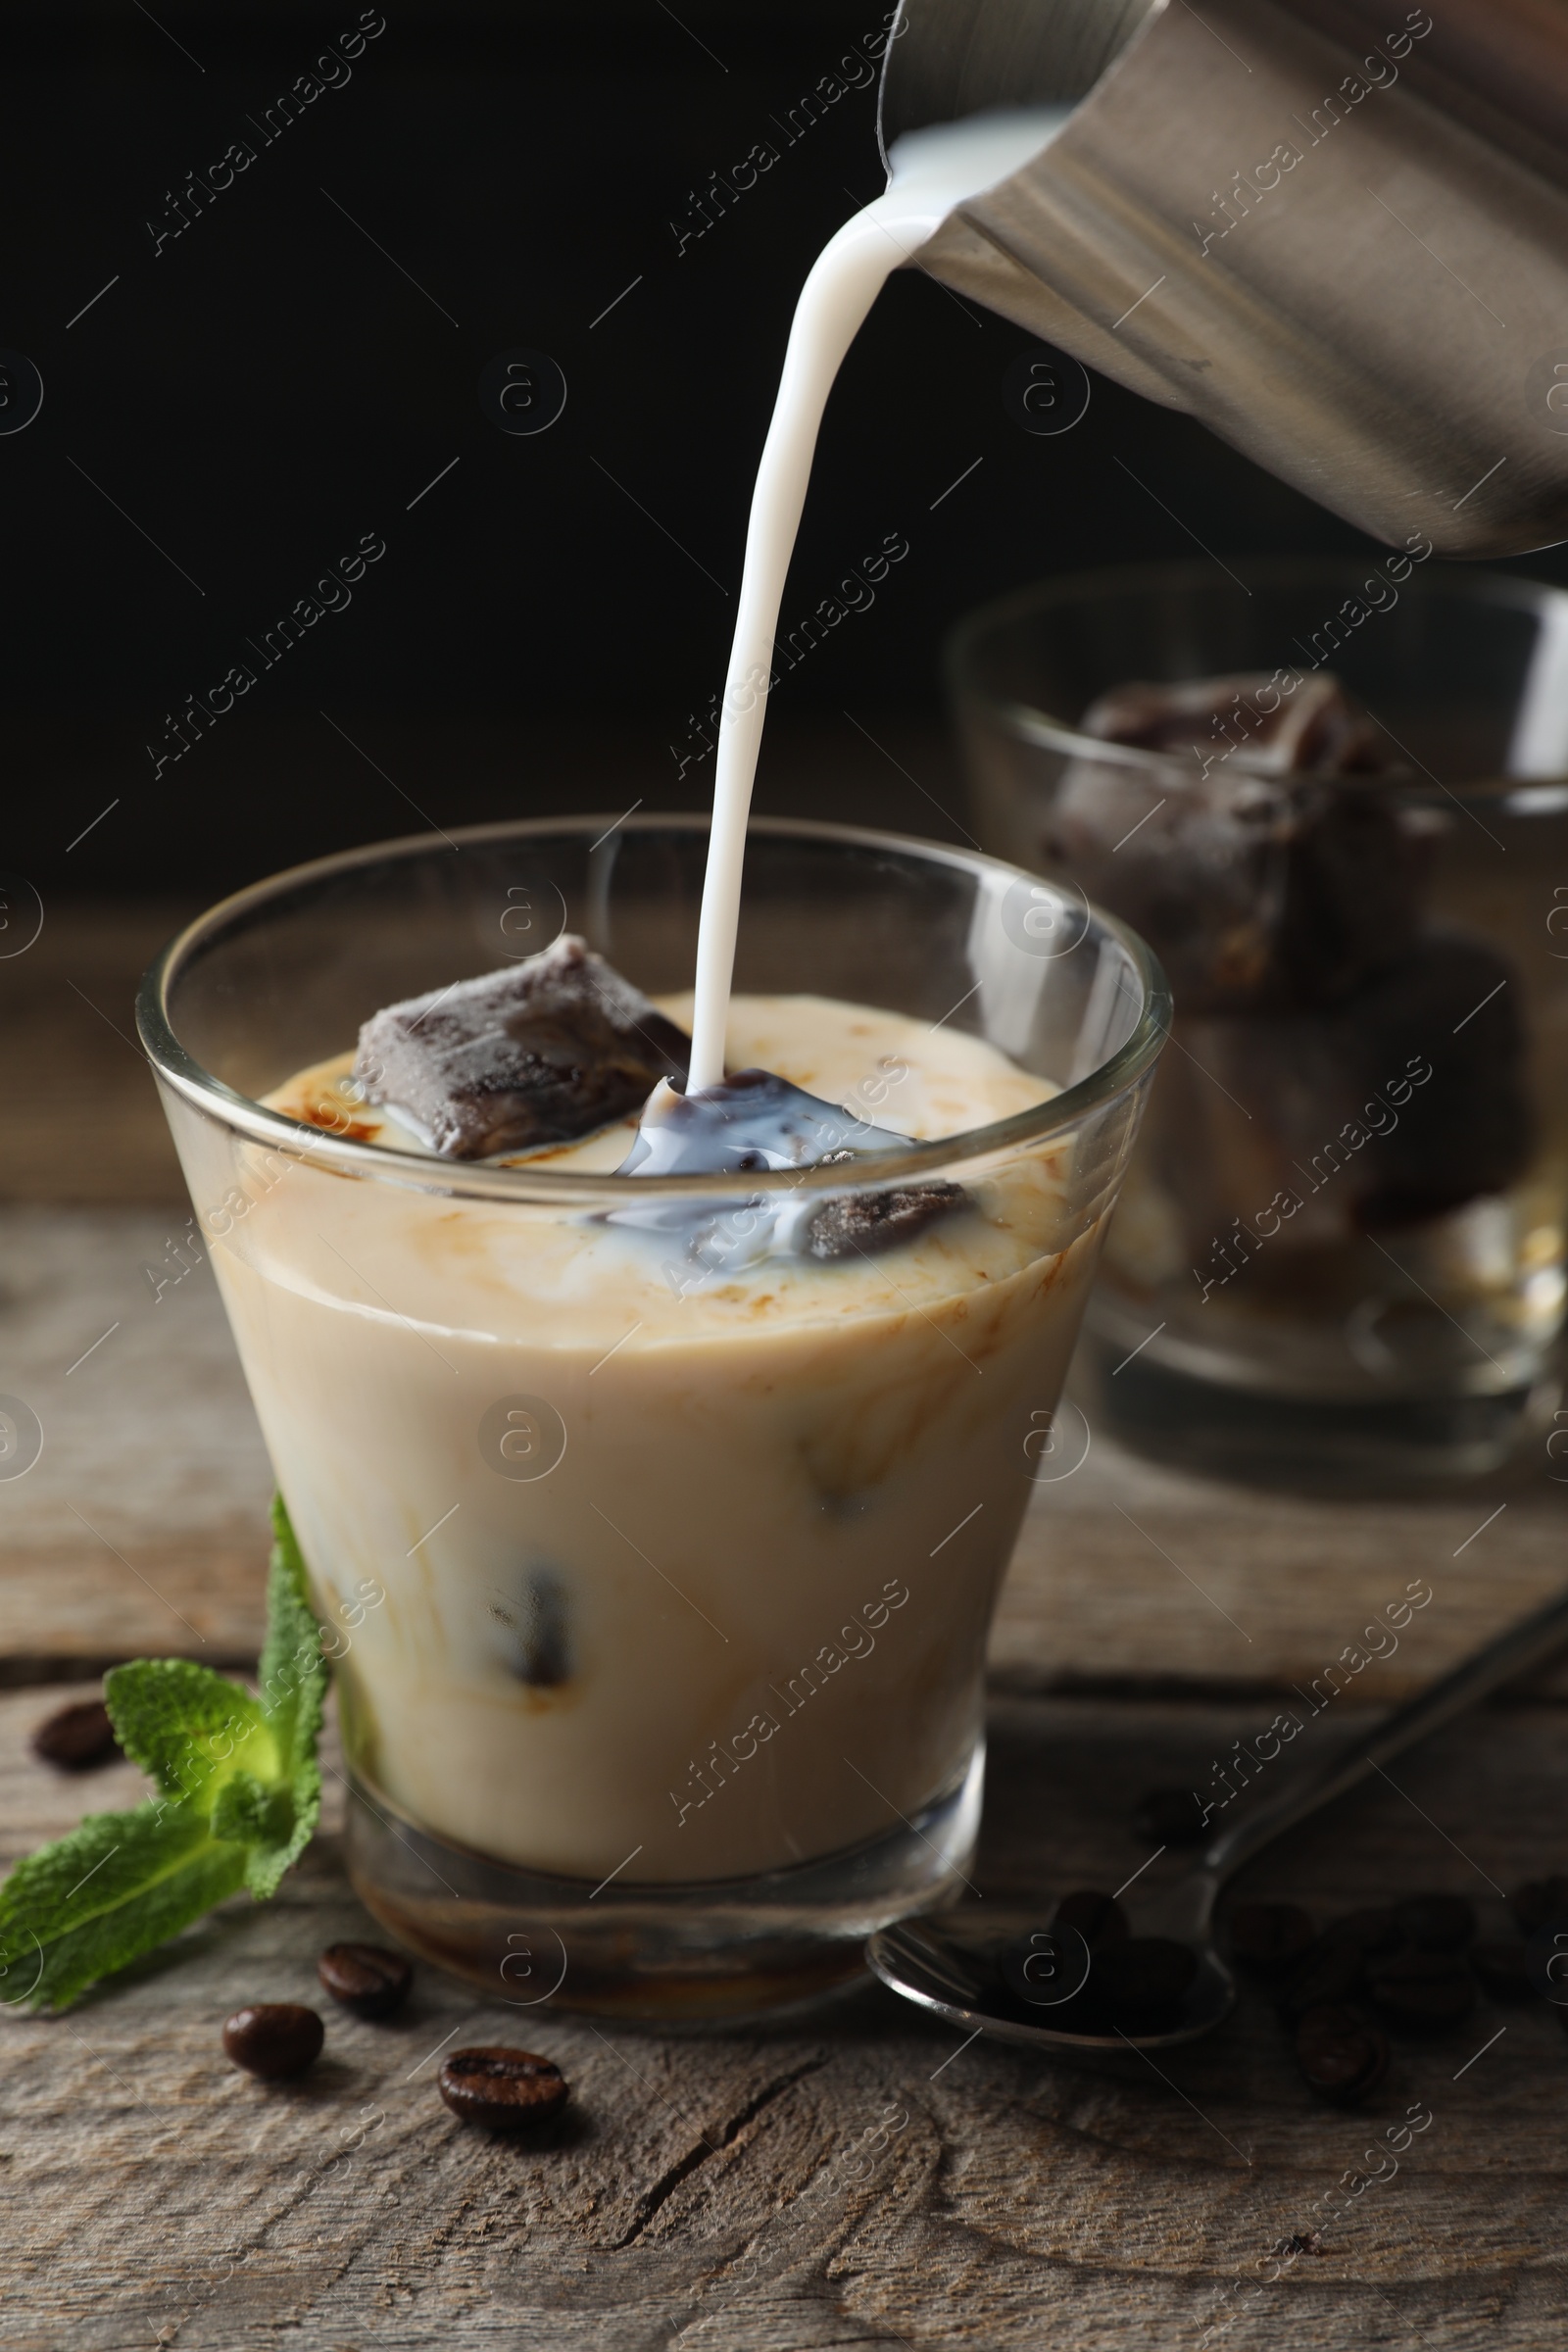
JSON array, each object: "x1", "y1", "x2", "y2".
[{"x1": 4, "y1": 908, "x2": 1568, "y2": 2351}]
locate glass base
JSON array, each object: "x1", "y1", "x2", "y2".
[
  {"x1": 1080, "y1": 1335, "x2": 1562, "y2": 1493},
  {"x1": 344, "y1": 1746, "x2": 984, "y2": 2025}
]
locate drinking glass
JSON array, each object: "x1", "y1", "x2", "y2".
[
  {"x1": 951, "y1": 561, "x2": 1568, "y2": 1485},
  {"x1": 138, "y1": 816, "x2": 1167, "y2": 2018}
]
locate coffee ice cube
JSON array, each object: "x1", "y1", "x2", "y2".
[
  {"x1": 355, "y1": 934, "x2": 690, "y2": 1158},
  {"x1": 488, "y1": 1568, "x2": 571, "y2": 1689},
  {"x1": 1346, "y1": 935, "x2": 1533, "y2": 1230},
  {"x1": 1048, "y1": 672, "x2": 1425, "y2": 1013},
  {"x1": 801, "y1": 1181, "x2": 967, "y2": 1261},
  {"x1": 1078, "y1": 671, "x2": 1384, "y2": 774},
  {"x1": 1153, "y1": 933, "x2": 1531, "y2": 1255}
]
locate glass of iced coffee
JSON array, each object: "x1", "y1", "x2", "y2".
[
  {"x1": 138, "y1": 816, "x2": 1166, "y2": 2019},
  {"x1": 953, "y1": 562, "x2": 1568, "y2": 1486}
]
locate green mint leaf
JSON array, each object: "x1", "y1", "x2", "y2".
[
  {"x1": 243, "y1": 1826, "x2": 305, "y2": 1901},
  {"x1": 211, "y1": 1771, "x2": 305, "y2": 1899},
  {"x1": 259, "y1": 1494, "x2": 329, "y2": 1773},
  {"x1": 0, "y1": 1802, "x2": 246, "y2": 2012},
  {"x1": 209, "y1": 1769, "x2": 288, "y2": 1848},
  {"x1": 104, "y1": 1658, "x2": 273, "y2": 1804},
  {"x1": 0, "y1": 1494, "x2": 333, "y2": 2009},
  {"x1": 254, "y1": 1495, "x2": 326, "y2": 1893}
]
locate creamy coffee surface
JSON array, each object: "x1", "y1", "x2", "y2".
[
  {"x1": 281, "y1": 986, "x2": 1052, "y2": 1161},
  {"x1": 217, "y1": 991, "x2": 1093, "y2": 1881}
]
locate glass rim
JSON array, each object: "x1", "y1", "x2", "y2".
[
  {"x1": 135, "y1": 811, "x2": 1171, "y2": 1203},
  {"x1": 944, "y1": 555, "x2": 1568, "y2": 779}
]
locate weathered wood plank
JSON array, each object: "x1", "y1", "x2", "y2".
[
  {"x1": 0, "y1": 900, "x2": 196, "y2": 1208},
  {"x1": 0, "y1": 1208, "x2": 271, "y2": 1674},
  {"x1": 5, "y1": 1683, "x2": 1567, "y2": 2351},
  {"x1": 995, "y1": 1449, "x2": 1568, "y2": 1705}
]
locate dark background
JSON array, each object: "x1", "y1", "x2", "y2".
[{"x1": 8, "y1": 0, "x2": 1565, "y2": 898}]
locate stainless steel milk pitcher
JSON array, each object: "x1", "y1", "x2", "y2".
[{"x1": 882, "y1": 0, "x2": 1568, "y2": 557}]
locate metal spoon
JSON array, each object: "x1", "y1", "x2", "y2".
[{"x1": 867, "y1": 1584, "x2": 1568, "y2": 2065}]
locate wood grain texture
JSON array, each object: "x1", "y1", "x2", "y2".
[
  {"x1": 0, "y1": 901, "x2": 196, "y2": 1207},
  {"x1": 5, "y1": 1685, "x2": 1568, "y2": 2352},
  {"x1": 0, "y1": 1209, "x2": 271, "y2": 1677}
]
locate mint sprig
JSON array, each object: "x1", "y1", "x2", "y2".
[{"x1": 0, "y1": 1496, "x2": 328, "y2": 2012}]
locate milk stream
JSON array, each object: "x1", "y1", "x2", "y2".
[{"x1": 684, "y1": 106, "x2": 1070, "y2": 1095}]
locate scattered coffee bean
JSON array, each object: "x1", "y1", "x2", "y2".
[
  {"x1": 318, "y1": 1942, "x2": 413, "y2": 2020},
  {"x1": 1367, "y1": 1948, "x2": 1475, "y2": 2034},
  {"x1": 1092, "y1": 1937, "x2": 1198, "y2": 2028},
  {"x1": 30, "y1": 1697, "x2": 120, "y2": 1772},
  {"x1": 1276, "y1": 1937, "x2": 1366, "y2": 2025},
  {"x1": 999, "y1": 1927, "x2": 1092, "y2": 2011},
  {"x1": 1295, "y1": 2003, "x2": 1390, "y2": 2106},
  {"x1": 1318, "y1": 1907, "x2": 1401, "y2": 1957},
  {"x1": 1131, "y1": 1788, "x2": 1210, "y2": 1848},
  {"x1": 1507, "y1": 1875, "x2": 1568, "y2": 1937},
  {"x1": 1051, "y1": 1889, "x2": 1130, "y2": 1950},
  {"x1": 1470, "y1": 1940, "x2": 1536, "y2": 2005},
  {"x1": 1227, "y1": 1903, "x2": 1316, "y2": 1977},
  {"x1": 1395, "y1": 1892, "x2": 1476, "y2": 1951},
  {"x1": 438, "y1": 2046, "x2": 569, "y2": 2130},
  {"x1": 221, "y1": 2004, "x2": 324, "y2": 2080}
]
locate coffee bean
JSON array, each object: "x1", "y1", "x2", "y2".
[
  {"x1": 1276, "y1": 1937, "x2": 1366, "y2": 2025},
  {"x1": 318, "y1": 1942, "x2": 413, "y2": 2020},
  {"x1": 1319, "y1": 1907, "x2": 1401, "y2": 1957},
  {"x1": 1295, "y1": 2003, "x2": 1390, "y2": 2106},
  {"x1": 1092, "y1": 1937, "x2": 1198, "y2": 2028},
  {"x1": 1131, "y1": 1788, "x2": 1210, "y2": 1848},
  {"x1": 31, "y1": 1697, "x2": 120, "y2": 1772},
  {"x1": 999, "y1": 1927, "x2": 1092, "y2": 2011},
  {"x1": 438, "y1": 2046, "x2": 568, "y2": 2130},
  {"x1": 1367, "y1": 1948, "x2": 1475, "y2": 2034},
  {"x1": 1227, "y1": 1903, "x2": 1316, "y2": 1976},
  {"x1": 221, "y1": 2004, "x2": 323, "y2": 2080},
  {"x1": 1395, "y1": 1892, "x2": 1476, "y2": 1951},
  {"x1": 1507, "y1": 1875, "x2": 1568, "y2": 1937},
  {"x1": 1051, "y1": 1889, "x2": 1130, "y2": 1950},
  {"x1": 1470, "y1": 1940, "x2": 1536, "y2": 2005}
]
